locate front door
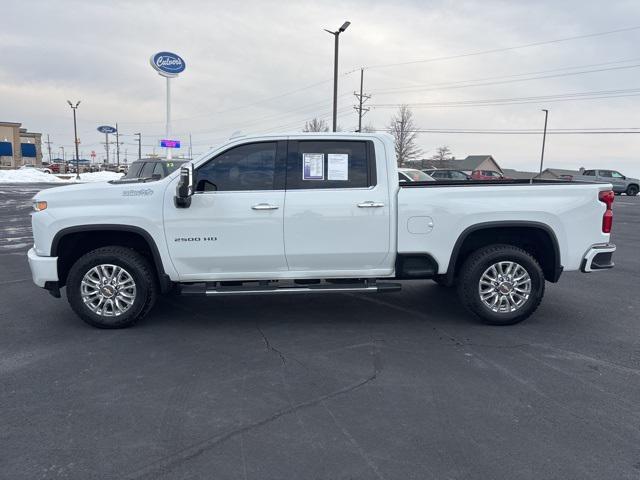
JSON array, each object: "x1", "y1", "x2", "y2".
[
  {"x1": 164, "y1": 140, "x2": 289, "y2": 280},
  {"x1": 283, "y1": 138, "x2": 393, "y2": 275}
]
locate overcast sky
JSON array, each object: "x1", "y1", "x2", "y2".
[{"x1": 2, "y1": 0, "x2": 640, "y2": 176}]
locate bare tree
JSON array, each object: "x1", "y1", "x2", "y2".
[
  {"x1": 387, "y1": 105, "x2": 422, "y2": 167},
  {"x1": 303, "y1": 118, "x2": 329, "y2": 132},
  {"x1": 431, "y1": 145, "x2": 453, "y2": 162}
]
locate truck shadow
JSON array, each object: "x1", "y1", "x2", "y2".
[{"x1": 147, "y1": 280, "x2": 475, "y2": 330}]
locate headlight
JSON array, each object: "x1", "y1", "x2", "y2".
[{"x1": 33, "y1": 201, "x2": 47, "y2": 212}]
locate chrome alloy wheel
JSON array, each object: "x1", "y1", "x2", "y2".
[
  {"x1": 80, "y1": 264, "x2": 137, "y2": 317},
  {"x1": 478, "y1": 261, "x2": 531, "y2": 313}
]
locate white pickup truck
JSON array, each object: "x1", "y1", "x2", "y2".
[{"x1": 28, "y1": 133, "x2": 616, "y2": 328}]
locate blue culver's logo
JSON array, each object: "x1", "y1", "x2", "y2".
[{"x1": 150, "y1": 52, "x2": 186, "y2": 76}]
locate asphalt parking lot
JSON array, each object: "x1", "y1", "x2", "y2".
[{"x1": 1, "y1": 184, "x2": 639, "y2": 480}]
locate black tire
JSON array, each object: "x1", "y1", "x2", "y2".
[
  {"x1": 626, "y1": 184, "x2": 639, "y2": 196},
  {"x1": 457, "y1": 244, "x2": 545, "y2": 325},
  {"x1": 67, "y1": 246, "x2": 157, "y2": 328}
]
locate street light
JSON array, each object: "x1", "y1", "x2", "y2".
[
  {"x1": 324, "y1": 20, "x2": 350, "y2": 132},
  {"x1": 67, "y1": 100, "x2": 81, "y2": 179}
]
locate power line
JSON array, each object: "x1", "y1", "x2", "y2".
[
  {"x1": 371, "y1": 61, "x2": 640, "y2": 96},
  {"x1": 371, "y1": 88, "x2": 640, "y2": 108},
  {"x1": 352, "y1": 25, "x2": 640, "y2": 72},
  {"x1": 373, "y1": 128, "x2": 640, "y2": 135}
]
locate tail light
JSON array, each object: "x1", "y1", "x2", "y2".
[{"x1": 598, "y1": 190, "x2": 614, "y2": 233}]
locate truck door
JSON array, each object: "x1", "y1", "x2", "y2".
[
  {"x1": 163, "y1": 140, "x2": 289, "y2": 280},
  {"x1": 598, "y1": 170, "x2": 625, "y2": 192},
  {"x1": 283, "y1": 139, "x2": 393, "y2": 274}
]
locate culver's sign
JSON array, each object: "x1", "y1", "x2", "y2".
[{"x1": 150, "y1": 52, "x2": 186, "y2": 77}]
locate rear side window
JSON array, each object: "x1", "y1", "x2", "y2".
[
  {"x1": 124, "y1": 162, "x2": 144, "y2": 178},
  {"x1": 140, "y1": 162, "x2": 155, "y2": 178},
  {"x1": 152, "y1": 163, "x2": 164, "y2": 177},
  {"x1": 583, "y1": 170, "x2": 595, "y2": 176},
  {"x1": 286, "y1": 140, "x2": 375, "y2": 189},
  {"x1": 196, "y1": 142, "x2": 277, "y2": 192}
]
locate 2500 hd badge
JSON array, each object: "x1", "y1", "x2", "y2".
[{"x1": 174, "y1": 236, "x2": 218, "y2": 242}]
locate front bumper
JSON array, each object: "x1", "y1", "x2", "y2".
[
  {"x1": 27, "y1": 247, "x2": 58, "y2": 287},
  {"x1": 580, "y1": 243, "x2": 616, "y2": 272}
]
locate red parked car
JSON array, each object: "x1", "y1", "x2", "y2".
[{"x1": 471, "y1": 170, "x2": 508, "y2": 180}]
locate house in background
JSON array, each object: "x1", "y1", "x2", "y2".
[
  {"x1": 416, "y1": 155, "x2": 503, "y2": 174},
  {"x1": 537, "y1": 168, "x2": 581, "y2": 180},
  {"x1": 0, "y1": 121, "x2": 43, "y2": 169},
  {"x1": 501, "y1": 168, "x2": 537, "y2": 180}
]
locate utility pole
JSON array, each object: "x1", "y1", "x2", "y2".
[
  {"x1": 45, "y1": 134, "x2": 53, "y2": 163},
  {"x1": 67, "y1": 100, "x2": 81, "y2": 180},
  {"x1": 538, "y1": 109, "x2": 549, "y2": 177},
  {"x1": 134, "y1": 133, "x2": 141, "y2": 160},
  {"x1": 324, "y1": 21, "x2": 350, "y2": 132},
  {"x1": 115, "y1": 122, "x2": 120, "y2": 167},
  {"x1": 353, "y1": 68, "x2": 371, "y2": 132}
]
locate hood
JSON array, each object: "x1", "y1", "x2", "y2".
[{"x1": 33, "y1": 179, "x2": 170, "y2": 205}]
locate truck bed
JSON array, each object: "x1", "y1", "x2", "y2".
[{"x1": 401, "y1": 179, "x2": 581, "y2": 188}]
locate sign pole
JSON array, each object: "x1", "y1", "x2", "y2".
[
  {"x1": 105, "y1": 132, "x2": 109, "y2": 164},
  {"x1": 166, "y1": 76, "x2": 172, "y2": 160}
]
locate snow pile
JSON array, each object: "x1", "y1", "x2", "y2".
[
  {"x1": 77, "y1": 171, "x2": 124, "y2": 182},
  {"x1": 0, "y1": 169, "x2": 65, "y2": 183},
  {"x1": 0, "y1": 169, "x2": 124, "y2": 183}
]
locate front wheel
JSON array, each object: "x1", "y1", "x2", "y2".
[
  {"x1": 67, "y1": 246, "x2": 157, "y2": 328},
  {"x1": 626, "y1": 184, "x2": 639, "y2": 196},
  {"x1": 457, "y1": 245, "x2": 545, "y2": 325}
]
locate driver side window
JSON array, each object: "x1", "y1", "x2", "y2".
[{"x1": 196, "y1": 142, "x2": 277, "y2": 192}]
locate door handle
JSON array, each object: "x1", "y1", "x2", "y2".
[
  {"x1": 357, "y1": 201, "x2": 385, "y2": 208},
  {"x1": 251, "y1": 203, "x2": 279, "y2": 210}
]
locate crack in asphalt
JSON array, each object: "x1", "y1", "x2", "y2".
[
  {"x1": 255, "y1": 323, "x2": 287, "y2": 366},
  {"x1": 125, "y1": 373, "x2": 378, "y2": 480}
]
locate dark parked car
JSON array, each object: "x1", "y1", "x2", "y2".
[
  {"x1": 122, "y1": 159, "x2": 187, "y2": 180},
  {"x1": 425, "y1": 169, "x2": 471, "y2": 181}
]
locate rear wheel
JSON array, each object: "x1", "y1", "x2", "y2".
[
  {"x1": 67, "y1": 246, "x2": 157, "y2": 328},
  {"x1": 626, "y1": 184, "x2": 639, "y2": 196},
  {"x1": 457, "y1": 245, "x2": 545, "y2": 325}
]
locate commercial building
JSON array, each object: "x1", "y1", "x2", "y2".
[{"x1": 0, "y1": 121, "x2": 43, "y2": 169}]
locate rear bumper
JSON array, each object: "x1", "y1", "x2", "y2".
[
  {"x1": 27, "y1": 247, "x2": 58, "y2": 287},
  {"x1": 580, "y1": 243, "x2": 616, "y2": 272}
]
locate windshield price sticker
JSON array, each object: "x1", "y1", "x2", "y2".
[
  {"x1": 327, "y1": 154, "x2": 349, "y2": 181},
  {"x1": 303, "y1": 153, "x2": 324, "y2": 180}
]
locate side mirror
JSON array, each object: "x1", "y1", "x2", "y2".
[{"x1": 175, "y1": 164, "x2": 194, "y2": 208}]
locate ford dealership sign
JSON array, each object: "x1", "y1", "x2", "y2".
[
  {"x1": 150, "y1": 52, "x2": 186, "y2": 77},
  {"x1": 97, "y1": 125, "x2": 117, "y2": 134}
]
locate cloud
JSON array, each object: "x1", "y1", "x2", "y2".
[{"x1": 1, "y1": 0, "x2": 639, "y2": 175}]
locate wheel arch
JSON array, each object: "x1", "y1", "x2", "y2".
[
  {"x1": 445, "y1": 221, "x2": 562, "y2": 285},
  {"x1": 51, "y1": 224, "x2": 172, "y2": 292}
]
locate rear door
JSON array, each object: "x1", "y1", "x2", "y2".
[
  {"x1": 283, "y1": 138, "x2": 393, "y2": 275},
  {"x1": 598, "y1": 170, "x2": 626, "y2": 192}
]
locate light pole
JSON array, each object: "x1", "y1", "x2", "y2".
[
  {"x1": 324, "y1": 21, "x2": 350, "y2": 132},
  {"x1": 134, "y1": 133, "x2": 141, "y2": 160},
  {"x1": 67, "y1": 100, "x2": 81, "y2": 179},
  {"x1": 539, "y1": 109, "x2": 549, "y2": 176}
]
